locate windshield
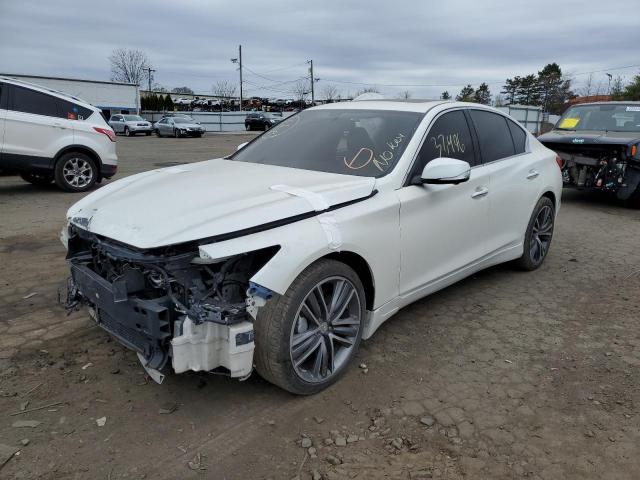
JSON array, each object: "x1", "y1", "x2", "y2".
[
  {"x1": 232, "y1": 109, "x2": 423, "y2": 177},
  {"x1": 123, "y1": 115, "x2": 144, "y2": 121},
  {"x1": 556, "y1": 104, "x2": 640, "y2": 132}
]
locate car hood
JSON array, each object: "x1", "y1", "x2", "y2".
[
  {"x1": 66, "y1": 159, "x2": 376, "y2": 249},
  {"x1": 539, "y1": 129, "x2": 640, "y2": 146}
]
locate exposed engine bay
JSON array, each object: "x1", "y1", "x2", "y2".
[
  {"x1": 538, "y1": 102, "x2": 640, "y2": 202},
  {"x1": 63, "y1": 225, "x2": 277, "y2": 380},
  {"x1": 542, "y1": 141, "x2": 640, "y2": 200}
]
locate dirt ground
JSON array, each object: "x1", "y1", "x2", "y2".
[{"x1": 1, "y1": 134, "x2": 639, "y2": 480}]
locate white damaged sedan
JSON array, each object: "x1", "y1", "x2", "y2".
[{"x1": 62, "y1": 100, "x2": 562, "y2": 394}]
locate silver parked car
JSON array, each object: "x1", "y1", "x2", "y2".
[
  {"x1": 108, "y1": 114, "x2": 153, "y2": 136},
  {"x1": 155, "y1": 116, "x2": 205, "y2": 138}
]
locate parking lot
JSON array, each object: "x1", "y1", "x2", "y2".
[{"x1": 1, "y1": 134, "x2": 639, "y2": 479}]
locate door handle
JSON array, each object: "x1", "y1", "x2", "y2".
[
  {"x1": 526, "y1": 170, "x2": 540, "y2": 180},
  {"x1": 471, "y1": 187, "x2": 489, "y2": 199}
]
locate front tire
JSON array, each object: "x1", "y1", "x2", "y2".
[
  {"x1": 174, "y1": 128, "x2": 181, "y2": 138},
  {"x1": 515, "y1": 196, "x2": 555, "y2": 271},
  {"x1": 54, "y1": 152, "x2": 98, "y2": 192},
  {"x1": 124, "y1": 127, "x2": 131, "y2": 137},
  {"x1": 254, "y1": 259, "x2": 365, "y2": 395}
]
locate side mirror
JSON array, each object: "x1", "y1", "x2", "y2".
[
  {"x1": 237, "y1": 142, "x2": 248, "y2": 151},
  {"x1": 416, "y1": 158, "x2": 471, "y2": 185}
]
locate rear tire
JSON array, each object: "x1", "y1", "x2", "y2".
[
  {"x1": 515, "y1": 196, "x2": 555, "y2": 271},
  {"x1": 20, "y1": 172, "x2": 53, "y2": 187},
  {"x1": 254, "y1": 259, "x2": 365, "y2": 395},
  {"x1": 54, "y1": 152, "x2": 98, "y2": 192}
]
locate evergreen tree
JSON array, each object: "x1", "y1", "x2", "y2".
[
  {"x1": 474, "y1": 83, "x2": 492, "y2": 105},
  {"x1": 441, "y1": 91, "x2": 451, "y2": 100},
  {"x1": 164, "y1": 94, "x2": 174, "y2": 111},
  {"x1": 456, "y1": 85, "x2": 475, "y2": 102},
  {"x1": 501, "y1": 77, "x2": 520, "y2": 104},
  {"x1": 622, "y1": 74, "x2": 640, "y2": 100}
]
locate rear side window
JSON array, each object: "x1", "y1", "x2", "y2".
[
  {"x1": 8, "y1": 85, "x2": 93, "y2": 120},
  {"x1": 58, "y1": 99, "x2": 93, "y2": 121},
  {"x1": 469, "y1": 110, "x2": 515, "y2": 162},
  {"x1": 10, "y1": 85, "x2": 59, "y2": 117},
  {"x1": 0, "y1": 83, "x2": 6, "y2": 109},
  {"x1": 507, "y1": 119, "x2": 527, "y2": 154},
  {"x1": 417, "y1": 110, "x2": 477, "y2": 169}
]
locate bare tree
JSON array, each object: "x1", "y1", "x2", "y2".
[
  {"x1": 172, "y1": 86, "x2": 194, "y2": 95},
  {"x1": 397, "y1": 90, "x2": 412, "y2": 99},
  {"x1": 580, "y1": 74, "x2": 594, "y2": 97},
  {"x1": 322, "y1": 84, "x2": 339, "y2": 102},
  {"x1": 212, "y1": 80, "x2": 237, "y2": 102},
  {"x1": 292, "y1": 79, "x2": 309, "y2": 103},
  {"x1": 109, "y1": 48, "x2": 152, "y2": 85}
]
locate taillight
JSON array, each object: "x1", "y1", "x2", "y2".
[
  {"x1": 632, "y1": 144, "x2": 638, "y2": 157},
  {"x1": 555, "y1": 154, "x2": 563, "y2": 169},
  {"x1": 93, "y1": 127, "x2": 116, "y2": 142}
]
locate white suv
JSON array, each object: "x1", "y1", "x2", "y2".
[{"x1": 0, "y1": 77, "x2": 118, "y2": 192}]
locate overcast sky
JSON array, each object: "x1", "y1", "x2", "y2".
[{"x1": 1, "y1": 0, "x2": 638, "y2": 100}]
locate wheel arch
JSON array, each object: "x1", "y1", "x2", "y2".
[
  {"x1": 541, "y1": 190, "x2": 557, "y2": 209},
  {"x1": 317, "y1": 251, "x2": 375, "y2": 311},
  {"x1": 54, "y1": 145, "x2": 103, "y2": 175}
]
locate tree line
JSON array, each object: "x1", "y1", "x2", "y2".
[
  {"x1": 442, "y1": 63, "x2": 640, "y2": 114},
  {"x1": 109, "y1": 50, "x2": 640, "y2": 113},
  {"x1": 141, "y1": 93, "x2": 174, "y2": 111}
]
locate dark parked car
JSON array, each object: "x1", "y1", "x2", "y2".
[
  {"x1": 538, "y1": 102, "x2": 640, "y2": 205},
  {"x1": 244, "y1": 112, "x2": 281, "y2": 131}
]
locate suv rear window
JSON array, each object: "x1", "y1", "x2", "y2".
[
  {"x1": 11, "y1": 85, "x2": 59, "y2": 117},
  {"x1": 9, "y1": 85, "x2": 93, "y2": 120}
]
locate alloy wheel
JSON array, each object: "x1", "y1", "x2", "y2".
[
  {"x1": 62, "y1": 157, "x2": 94, "y2": 189},
  {"x1": 530, "y1": 205, "x2": 553, "y2": 264},
  {"x1": 289, "y1": 276, "x2": 362, "y2": 383}
]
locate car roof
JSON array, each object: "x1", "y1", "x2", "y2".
[
  {"x1": 567, "y1": 101, "x2": 640, "y2": 107},
  {"x1": 313, "y1": 100, "x2": 494, "y2": 114},
  {"x1": 0, "y1": 75, "x2": 97, "y2": 111}
]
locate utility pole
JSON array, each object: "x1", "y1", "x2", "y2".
[
  {"x1": 239, "y1": 45, "x2": 243, "y2": 111},
  {"x1": 145, "y1": 67, "x2": 156, "y2": 94},
  {"x1": 308, "y1": 60, "x2": 314, "y2": 105},
  {"x1": 231, "y1": 45, "x2": 243, "y2": 111}
]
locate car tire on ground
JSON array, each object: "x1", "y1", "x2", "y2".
[
  {"x1": 124, "y1": 127, "x2": 131, "y2": 137},
  {"x1": 20, "y1": 172, "x2": 53, "y2": 187},
  {"x1": 515, "y1": 196, "x2": 555, "y2": 271},
  {"x1": 254, "y1": 259, "x2": 365, "y2": 395},
  {"x1": 155, "y1": 130, "x2": 162, "y2": 137},
  {"x1": 145, "y1": 132, "x2": 151, "y2": 136},
  {"x1": 174, "y1": 129, "x2": 180, "y2": 138},
  {"x1": 245, "y1": 124, "x2": 251, "y2": 131},
  {"x1": 53, "y1": 152, "x2": 98, "y2": 193}
]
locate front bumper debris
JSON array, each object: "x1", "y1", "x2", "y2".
[{"x1": 63, "y1": 226, "x2": 278, "y2": 382}]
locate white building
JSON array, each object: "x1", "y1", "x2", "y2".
[{"x1": 0, "y1": 73, "x2": 140, "y2": 118}]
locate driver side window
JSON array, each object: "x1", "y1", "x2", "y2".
[{"x1": 416, "y1": 110, "x2": 477, "y2": 173}]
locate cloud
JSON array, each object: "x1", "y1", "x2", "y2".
[{"x1": 0, "y1": 0, "x2": 637, "y2": 99}]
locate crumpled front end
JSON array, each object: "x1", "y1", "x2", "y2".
[{"x1": 63, "y1": 225, "x2": 278, "y2": 381}]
